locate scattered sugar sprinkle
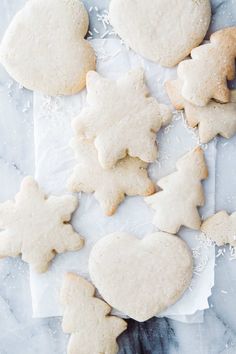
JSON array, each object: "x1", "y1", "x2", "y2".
[
  {"x1": 214, "y1": 244, "x2": 236, "y2": 261},
  {"x1": 191, "y1": 233, "x2": 215, "y2": 278},
  {"x1": 229, "y1": 245, "x2": 236, "y2": 260},
  {"x1": 93, "y1": 27, "x2": 99, "y2": 34},
  {"x1": 87, "y1": 8, "x2": 113, "y2": 39},
  {"x1": 22, "y1": 100, "x2": 31, "y2": 113},
  {"x1": 193, "y1": 255, "x2": 209, "y2": 275},
  {"x1": 100, "y1": 30, "x2": 110, "y2": 39},
  {"x1": 97, "y1": 10, "x2": 110, "y2": 30},
  {"x1": 216, "y1": 248, "x2": 226, "y2": 258}
]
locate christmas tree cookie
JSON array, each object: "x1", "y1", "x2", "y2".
[
  {"x1": 201, "y1": 211, "x2": 236, "y2": 247},
  {"x1": 177, "y1": 27, "x2": 236, "y2": 106},
  {"x1": 60, "y1": 273, "x2": 127, "y2": 354},
  {"x1": 166, "y1": 79, "x2": 236, "y2": 143},
  {"x1": 145, "y1": 147, "x2": 208, "y2": 234}
]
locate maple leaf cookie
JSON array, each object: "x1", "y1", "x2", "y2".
[
  {"x1": 109, "y1": 0, "x2": 211, "y2": 67},
  {"x1": 73, "y1": 69, "x2": 172, "y2": 169},
  {"x1": 60, "y1": 273, "x2": 127, "y2": 354},
  {"x1": 0, "y1": 0, "x2": 96, "y2": 96},
  {"x1": 166, "y1": 80, "x2": 236, "y2": 143},
  {"x1": 145, "y1": 147, "x2": 208, "y2": 234},
  {"x1": 67, "y1": 138, "x2": 155, "y2": 216},
  {"x1": 177, "y1": 27, "x2": 236, "y2": 106},
  {"x1": 201, "y1": 211, "x2": 236, "y2": 247},
  {"x1": 0, "y1": 177, "x2": 83, "y2": 272}
]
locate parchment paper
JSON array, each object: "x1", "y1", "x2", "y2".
[{"x1": 31, "y1": 39, "x2": 215, "y2": 323}]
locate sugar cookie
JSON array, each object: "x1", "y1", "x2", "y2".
[
  {"x1": 145, "y1": 147, "x2": 208, "y2": 234},
  {"x1": 201, "y1": 211, "x2": 236, "y2": 247},
  {"x1": 61, "y1": 273, "x2": 127, "y2": 354},
  {"x1": 0, "y1": 0, "x2": 96, "y2": 95},
  {"x1": 0, "y1": 177, "x2": 83, "y2": 272},
  {"x1": 109, "y1": 0, "x2": 211, "y2": 67},
  {"x1": 89, "y1": 232, "x2": 193, "y2": 322},
  {"x1": 73, "y1": 69, "x2": 171, "y2": 169},
  {"x1": 166, "y1": 80, "x2": 236, "y2": 143},
  {"x1": 67, "y1": 139, "x2": 155, "y2": 216},
  {"x1": 177, "y1": 27, "x2": 236, "y2": 106}
]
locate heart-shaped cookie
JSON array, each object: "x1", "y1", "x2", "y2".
[
  {"x1": 89, "y1": 232, "x2": 193, "y2": 322},
  {"x1": 109, "y1": 0, "x2": 211, "y2": 67},
  {"x1": 0, "y1": 0, "x2": 96, "y2": 96}
]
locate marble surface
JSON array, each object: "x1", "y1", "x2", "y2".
[{"x1": 1, "y1": 1, "x2": 236, "y2": 353}]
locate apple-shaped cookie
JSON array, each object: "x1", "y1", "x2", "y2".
[
  {"x1": 0, "y1": 0, "x2": 96, "y2": 96},
  {"x1": 89, "y1": 232, "x2": 193, "y2": 322},
  {"x1": 109, "y1": 0, "x2": 211, "y2": 67}
]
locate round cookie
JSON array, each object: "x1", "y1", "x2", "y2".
[
  {"x1": 0, "y1": 0, "x2": 96, "y2": 96},
  {"x1": 89, "y1": 232, "x2": 193, "y2": 322},
  {"x1": 109, "y1": 0, "x2": 211, "y2": 67}
]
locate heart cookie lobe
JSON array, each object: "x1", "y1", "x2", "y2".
[
  {"x1": 109, "y1": 0, "x2": 211, "y2": 67},
  {"x1": 0, "y1": 0, "x2": 96, "y2": 96},
  {"x1": 89, "y1": 232, "x2": 193, "y2": 322}
]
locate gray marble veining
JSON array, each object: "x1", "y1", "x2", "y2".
[{"x1": 1, "y1": 1, "x2": 236, "y2": 353}]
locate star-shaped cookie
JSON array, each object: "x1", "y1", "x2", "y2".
[
  {"x1": 73, "y1": 69, "x2": 172, "y2": 168},
  {"x1": 67, "y1": 138, "x2": 155, "y2": 216},
  {"x1": 0, "y1": 177, "x2": 83, "y2": 272}
]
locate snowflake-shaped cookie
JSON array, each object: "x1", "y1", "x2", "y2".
[
  {"x1": 73, "y1": 69, "x2": 172, "y2": 168},
  {"x1": 67, "y1": 139, "x2": 155, "y2": 216},
  {"x1": 0, "y1": 177, "x2": 83, "y2": 272}
]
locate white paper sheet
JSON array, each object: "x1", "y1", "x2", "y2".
[{"x1": 31, "y1": 39, "x2": 215, "y2": 323}]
